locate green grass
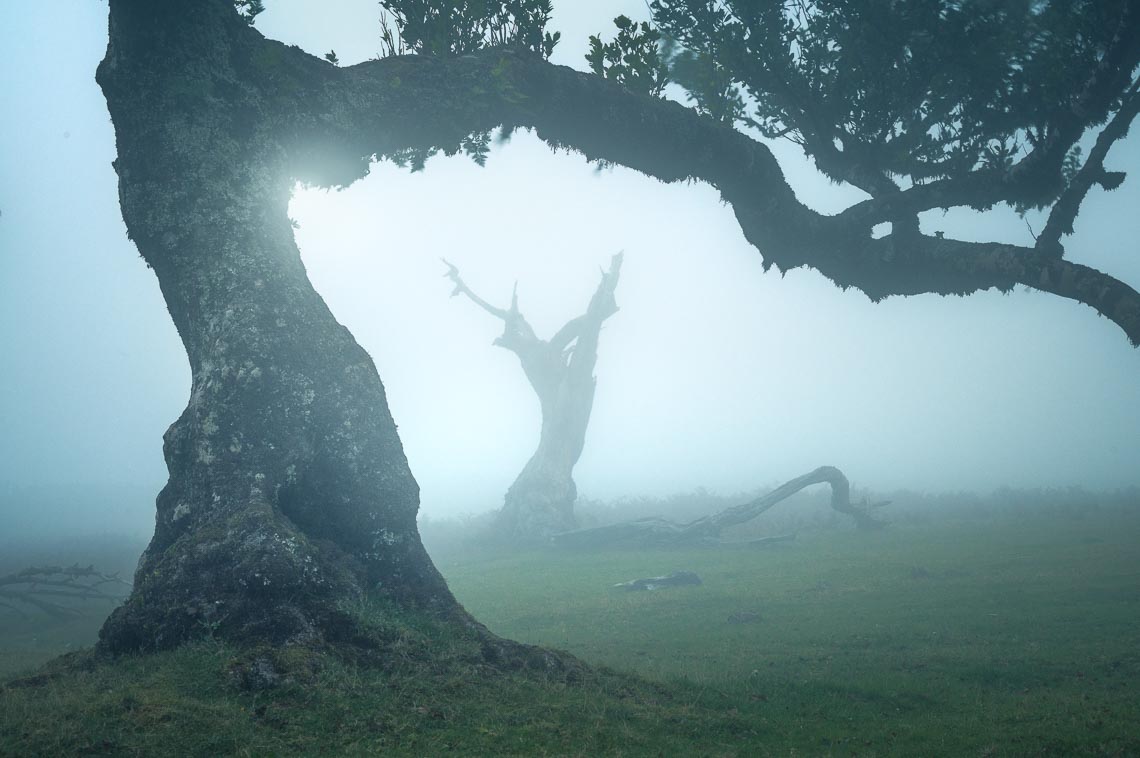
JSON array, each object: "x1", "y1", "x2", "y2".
[{"x1": 3, "y1": 509, "x2": 1139, "y2": 756}]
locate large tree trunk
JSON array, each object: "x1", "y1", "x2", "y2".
[{"x1": 96, "y1": 2, "x2": 460, "y2": 653}]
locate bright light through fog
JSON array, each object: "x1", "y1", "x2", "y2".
[
  {"x1": 0, "y1": 0, "x2": 1137, "y2": 536},
  {"x1": 288, "y1": 129, "x2": 1140, "y2": 518}
]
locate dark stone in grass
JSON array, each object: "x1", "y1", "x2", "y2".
[
  {"x1": 727, "y1": 611, "x2": 762, "y2": 624},
  {"x1": 613, "y1": 571, "x2": 703, "y2": 591},
  {"x1": 229, "y1": 653, "x2": 283, "y2": 691},
  {"x1": 226, "y1": 645, "x2": 323, "y2": 691}
]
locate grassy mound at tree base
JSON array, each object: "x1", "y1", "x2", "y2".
[
  {"x1": 3, "y1": 508, "x2": 1139, "y2": 756},
  {"x1": 0, "y1": 633, "x2": 747, "y2": 755}
]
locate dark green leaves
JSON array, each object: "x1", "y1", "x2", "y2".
[
  {"x1": 461, "y1": 131, "x2": 492, "y2": 166},
  {"x1": 649, "y1": 0, "x2": 1137, "y2": 195},
  {"x1": 1062, "y1": 146, "x2": 1084, "y2": 186},
  {"x1": 372, "y1": 2, "x2": 559, "y2": 170},
  {"x1": 586, "y1": 16, "x2": 670, "y2": 97},
  {"x1": 378, "y1": 0, "x2": 560, "y2": 59},
  {"x1": 664, "y1": 41, "x2": 744, "y2": 123},
  {"x1": 233, "y1": 0, "x2": 265, "y2": 26}
]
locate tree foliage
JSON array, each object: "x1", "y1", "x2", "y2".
[
  {"x1": 378, "y1": 0, "x2": 560, "y2": 58},
  {"x1": 234, "y1": 0, "x2": 265, "y2": 26},
  {"x1": 226, "y1": 0, "x2": 1139, "y2": 338},
  {"x1": 586, "y1": 15, "x2": 670, "y2": 97},
  {"x1": 648, "y1": 0, "x2": 1138, "y2": 215},
  {"x1": 365, "y1": 0, "x2": 1137, "y2": 251}
]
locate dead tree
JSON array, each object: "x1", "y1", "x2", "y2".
[
  {"x1": 444, "y1": 254, "x2": 623, "y2": 539},
  {"x1": 550, "y1": 466, "x2": 887, "y2": 549}
]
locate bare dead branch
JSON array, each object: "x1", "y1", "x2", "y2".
[
  {"x1": 0, "y1": 565, "x2": 131, "y2": 618},
  {"x1": 549, "y1": 252, "x2": 624, "y2": 354},
  {"x1": 550, "y1": 465, "x2": 885, "y2": 549},
  {"x1": 441, "y1": 258, "x2": 515, "y2": 320}
]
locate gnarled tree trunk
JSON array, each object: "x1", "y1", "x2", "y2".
[
  {"x1": 96, "y1": 2, "x2": 460, "y2": 653},
  {"x1": 444, "y1": 255, "x2": 622, "y2": 539}
]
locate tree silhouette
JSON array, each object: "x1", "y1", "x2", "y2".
[{"x1": 444, "y1": 254, "x2": 622, "y2": 539}]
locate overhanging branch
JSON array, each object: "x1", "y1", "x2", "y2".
[{"x1": 277, "y1": 43, "x2": 1140, "y2": 344}]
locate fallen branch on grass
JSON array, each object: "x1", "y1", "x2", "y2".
[
  {"x1": 0, "y1": 565, "x2": 131, "y2": 618},
  {"x1": 613, "y1": 570, "x2": 703, "y2": 591},
  {"x1": 552, "y1": 466, "x2": 888, "y2": 549}
]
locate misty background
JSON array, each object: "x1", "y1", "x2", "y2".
[{"x1": 2, "y1": 1, "x2": 1138, "y2": 544}]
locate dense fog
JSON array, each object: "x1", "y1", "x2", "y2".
[{"x1": 2, "y1": 1, "x2": 1138, "y2": 543}]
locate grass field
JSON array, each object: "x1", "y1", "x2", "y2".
[{"x1": 2, "y1": 507, "x2": 1138, "y2": 755}]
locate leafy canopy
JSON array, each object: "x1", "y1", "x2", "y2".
[
  {"x1": 237, "y1": 0, "x2": 1137, "y2": 242},
  {"x1": 641, "y1": 0, "x2": 1137, "y2": 210},
  {"x1": 377, "y1": 0, "x2": 560, "y2": 59},
  {"x1": 585, "y1": 16, "x2": 670, "y2": 97},
  {"x1": 234, "y1": 0, "x2": 265, "y2": 26}
]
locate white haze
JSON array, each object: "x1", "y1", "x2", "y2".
[{"x1": 1, "y1": 2, "x2": 1138, "y2": 540}]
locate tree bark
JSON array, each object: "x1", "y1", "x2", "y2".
[
  {"x1": 444, "y1": 255, "x2": 623, "y2": 539},
  {"x1": 96, "y1": 2, "x2": 461, "y2": 652}
]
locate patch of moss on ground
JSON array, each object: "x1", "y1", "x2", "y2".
[{"x1": 0, "y1": 633, "x2": 748, "y2": 756}]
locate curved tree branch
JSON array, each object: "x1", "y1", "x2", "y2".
[
  {"x1": 704, "y1": 466, "x2": 883, "y2": 531},
  {"x1": 442, "y1": 258, "x2": 517, "y2": 321},
  {"x1": 1038, "y1": 79, "x2": 1140, "y2": 251},
  {"x1": 275, "y1": 46, "x2": 1140, "y2": 345},
  {"x1": 550, "y1": 465, "x2": 885, "y2": 549}
]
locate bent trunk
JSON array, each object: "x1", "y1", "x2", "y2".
[
  {"x1": 97, "y1": 2, "x2": 459, "y2": 652},
  {"x1": 498, "y1": 368, "x2": 595, "y2": 538}
]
